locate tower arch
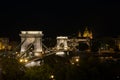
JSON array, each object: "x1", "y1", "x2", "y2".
[{"x1": 19, "y1": 31, "x2": 43, "y2": 57}]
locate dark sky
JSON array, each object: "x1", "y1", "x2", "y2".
[{"x1": 0, "y1": 1, "x2": 120, "y2": 41}]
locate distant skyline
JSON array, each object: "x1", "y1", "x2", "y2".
[{"x1": 0, "y1": 1, "x2": 120, "y2": 40}]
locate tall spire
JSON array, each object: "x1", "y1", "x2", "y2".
[
  {"x1": 83, "y1": 26, "x2": 93, "y2": 39},
  {"x1": 78, "y1": 31, "x2": 82, "y2": 37},
  {"x1": 83, "y1": 27, "x2": 89, "y2": 37}
]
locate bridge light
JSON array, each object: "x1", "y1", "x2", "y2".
[
  {"x1": 50, "y1": 74, "x2": 54, "y2": 79},
  {"x1": 24, "y1": 59, "x2": 28, "y2": 63},
  {"x1": 16, "y1": 52, "x2": 18, "y2": 54},
  {"x1": 20, "y1": 59, "x2": 23, "y2": 62},
  {"x1": 56, "y1": 51, "x2": 65, "y2": 55},
  {"x1": 75, "y1": 58, "x2": 79, "y2": 62}
]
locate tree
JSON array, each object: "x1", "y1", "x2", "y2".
[
  {"x1": 23, "y1": 64, "x2": 53, "y2": 80},
  {"x1": 0, "y1": 56, "x2": 25, "y2": 80}
]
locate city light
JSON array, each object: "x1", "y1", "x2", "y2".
[
  {"x1": 50, "y1": 75, "x2": 54, "y2": 79},
  {"x1": 19, "y1": 59, "x2": 23, "y2": 62},
  {"x1": 21, "y1": 31, "x2": 42, "y2": 34},
  {"x1": 75, "y1": 58, "x2": 79, "y2": 62},
  {"x1": 56, "y1": 51, "x2": 65, "y2": 56},
  {"x1": 24, "y1": 59, "x2": 28, "y2": 62},
  {"x1": 19, "y1": 58, "x2": 28, "y2": 63},
  {"x1": 50, "y1": 74, "x2": 55, "y2": 80}
]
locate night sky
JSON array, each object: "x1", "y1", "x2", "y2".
[{"x1": 0, "y1": 1, "x2": 120, "y2": 41}]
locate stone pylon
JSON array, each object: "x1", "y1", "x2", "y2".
[{"x1": 19, "y1": 31, "x2": 43, "y2": 57}]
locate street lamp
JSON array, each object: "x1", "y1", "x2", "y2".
[{"x1": 50, "y1": 74, "x2": 55, "y2": 80}]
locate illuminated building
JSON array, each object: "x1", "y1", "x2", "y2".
[
  {"x1": 0, "y1": 38, "x2": 11, "y2": 51},
  {"x1": 83, "y1": 27, "x2": 93, "y2": 39},
  {"x1": 78, "y1": 31, "x2": 82, "y2": 37},
  {"x1": 68, "y1": 27, "x2": 93, "y2": 51}
]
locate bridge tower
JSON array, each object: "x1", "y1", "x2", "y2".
[
  {"x1": 19, "y1": 31, "x2": 43, "y2": 57},
  {"x1": 56, "y1": 36, "x2": 69, "y2": 51}
]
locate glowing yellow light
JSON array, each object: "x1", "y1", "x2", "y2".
[
  {"x1": 75, "y1": 58, "x2": 79, "y2": 62},
  {"x1": 27, "y1": 31, "x2": 42, "y2": 34},
  {"x1": 20, "y1": 59, "x2": 23, "y2": 62},
  {"x1": 21, "y1": 31, "x2": 43, "y2": 35},
  {"x1": 50, "y1": 75, "x2": 54, "y2": 79},
  {"x1": 24, "y1": 59, "x2": 28, "y2": 62},
  {"x1": 34, "y1": 53, "x2": 40, "y2": 56},
  {"x1": 21, "y1": 31, "x2": 26, "y2": 34},
  {"x1": 57, "y1": 36, "x2": 68, "y2": 39},
  {"x1": 56, "y1": 51, "x2": 65, "y2": 55},
  {"x1": 64, "y1": 47, "x2": 68, "y2": 50},
  {"x1": 2, "y1": 46, "x2": 5, "y2": 49}
]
